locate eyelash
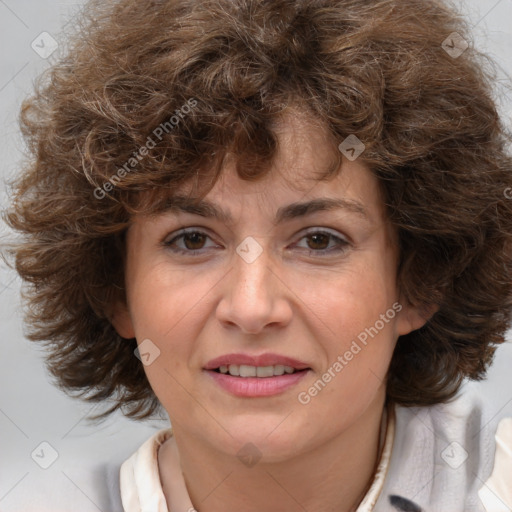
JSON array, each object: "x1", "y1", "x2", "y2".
[{"x1": 163, "y1": 228, "x2": 350, "y2": 257}]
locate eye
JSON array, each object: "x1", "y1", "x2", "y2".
[
  {"x1": 293, "y1": 229, "x2": 350, "y2": 256},
  {"x1": 163, "y1": 228, "x2": 350, "y2": 257},
  {"x1": 163, "y1": 229, "x2": 218, "y2": 255}
]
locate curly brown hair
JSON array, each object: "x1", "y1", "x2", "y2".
[{"x1": 4, "y1": 0, "x2": 512, "y2": 422}]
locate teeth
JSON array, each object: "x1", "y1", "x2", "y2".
[
  {"x1": 228, "y1": 364, "x2": 240, "y2": 376},
  {"x1": 273, "y1": 365, "x2": 285, "y2": 376},
  {"x1": 217, "y1": 364, "x2": 299, "y2": 377},
  {"x1": 256, "y1": 366, "x2": 274, "y2": 378},
  {"x1": 240, "y1": 365, "x2": 257, "y2": 377}
]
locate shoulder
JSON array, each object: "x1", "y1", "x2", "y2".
[
  {"x1": 374, "y1": 381, "x2": 512, "y2": 511},
  {"x1": 478, "y1": 416, "x2": 512, "y2": 511},
  {"x1": 117, "y1": 427, "x2": 173, "y2": 512}
]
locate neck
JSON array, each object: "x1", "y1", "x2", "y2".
[{"x1": 159, "y1": 393, "x2": 388, "y2": 512}]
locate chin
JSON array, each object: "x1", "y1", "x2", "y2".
[{"x1": 221, "y1": 420, "x2": 310, "y2": 463}]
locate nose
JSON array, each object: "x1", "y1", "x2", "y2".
[{"x1": 215, "y1": 239, "x2": 293, "y2": 335}]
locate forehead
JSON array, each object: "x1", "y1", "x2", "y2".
[
  {"x1": 175, "y1": 115, "x2": 384, "y2": 218},
  {"x1": 136, "y1": 109, "x2": 388, "y2": 227},
  {"x1": 146, "y1": 165, "x2": 386, "y2": 237}
]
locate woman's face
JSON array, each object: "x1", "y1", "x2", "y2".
[{"x1": 113, "y1": 113, "x2": 426, "y2": 462}]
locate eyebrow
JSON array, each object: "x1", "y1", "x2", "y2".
[{"x1": 160, "y1": 195, "x2": 369, "y2": 224}]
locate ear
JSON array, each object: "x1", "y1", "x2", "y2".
[
  {"x1": 395, "y1": 294, "x2": 439, "y2": 336},
  {"x1": 109, "y1": 299, "x2": 136, "y2": 339}
]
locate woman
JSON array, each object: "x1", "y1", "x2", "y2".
[{"x1": 5, "y1": 0, "x2": 512, "y2": 510}]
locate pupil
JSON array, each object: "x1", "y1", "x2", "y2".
[
  {"x1": 308, "y1": 234, "x2": 328, "y2": 250},
  {"x1": 185, "y1": 233, "x2": 205, "y2": 250}
]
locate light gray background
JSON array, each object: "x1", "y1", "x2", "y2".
[{"x1": 1, "y1": 1, "x2": 512, "y2": 511}]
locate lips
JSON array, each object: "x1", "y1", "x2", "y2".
[
  {"x1": 203, "y1": 353, "x2": 312, "y2": 396},
  {"x1": 203, "y1": 353, "x2": 310, "y2": 372}
]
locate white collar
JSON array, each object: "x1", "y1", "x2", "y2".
[{"x1": 119, "y1": 403, "x2": 396, "y2": 512}]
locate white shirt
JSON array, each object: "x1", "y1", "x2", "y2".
[{"x1": 117, "y1": 382, "x2": 512, "y2": 511}]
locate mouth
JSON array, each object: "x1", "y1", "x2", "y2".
[
  {"x1": 212, "y1": 364, "x2": 310, "y2": 379},
  {"x1": 203, "y1": 353, "x2": 311, "y2": 396},
  {"x1": 204, "y1": 353, "x2": 310, "y2": 373},
  {"x1": 211, "y1": 364, "x2": 309, "y2": 378},
  {"x1": 205, "y1": 365, "x2": 311, "y2": 397}
]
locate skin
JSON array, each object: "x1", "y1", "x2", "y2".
[{"x1": 112, "y1": 111, "x2": 429, "y2": 512}]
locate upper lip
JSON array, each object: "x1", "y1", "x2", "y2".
[{"x1": 204, "y1": 353, "x2": 310, "y2": 371}]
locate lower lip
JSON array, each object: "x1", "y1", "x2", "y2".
[{"x1": 205, "y1": 369, "x2": 310, "y2": 397}]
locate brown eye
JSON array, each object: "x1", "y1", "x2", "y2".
[
  {"x1": 164, "y1": 229, "x2": 217, "y2": 255},
  {"x1": 306, "y1": 233, "x2": 331, "y2": 251},
  {"x1": 181, "y1": 232, "x2": 207, "y2": 250},
  {"x1": 294, "y1": 230, "x2": 350, "y2": 256}
]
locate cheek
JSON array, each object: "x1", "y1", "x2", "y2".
[
  {"x1": 127, "y1": 259, "x2": 210, "y2": 336},
  {"x1": 125, "y1": 265, "x2": 213, "y2": 384},
  {"x1": 126, "y1": 269, "x2": 212, "y2": 415},
  {"x1": 298, "y1": 255, "x2": 397, "y2": 340},
  {"x1": 296, "y1": 254, "x2": 399, "y2": 390}
]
